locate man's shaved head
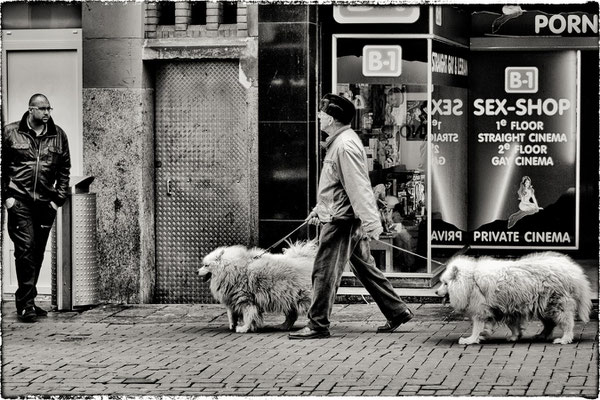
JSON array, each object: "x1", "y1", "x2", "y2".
[{"x1": 29, "y1": 94, "x2": 49, "y2": 106}]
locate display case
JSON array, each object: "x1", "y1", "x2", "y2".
[
  {"x1": 333, "y1": 35, "x2": 432, "y2": 275},
  {"x1": 326, "y1": 5, "x2": 592, "y2": 285},
  {"x1": 332, "y1": 33, "x2": 469, "y2": 279}
]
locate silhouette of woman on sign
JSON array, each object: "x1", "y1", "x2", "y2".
[{"x1": 508, "y1": 175, "x2": 543, "y2": 229}]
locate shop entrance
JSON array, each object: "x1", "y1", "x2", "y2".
[
  {"x1": 154, "y1": 61, "x2": 255, "y2": 303},
  {"x1": 320, "y1": 5, "x2": 472, "y2": 289},
  {"x1": 327, "y1": 31, "x2": 470, "y2": 287},
  {"x1": 332, "y1": 36, "x2": 431, "y2": 276}
]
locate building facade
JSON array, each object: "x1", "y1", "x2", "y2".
[{"x1": 1, "y1": 3, "x2": 598, "y2": 303}]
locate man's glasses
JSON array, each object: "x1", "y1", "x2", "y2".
[{"x1": 30, "y1": 106, "x2": 53, "y2": 112}]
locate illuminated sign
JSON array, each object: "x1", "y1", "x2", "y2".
[
  {"x1": 505, "y1": 67, "x2": 538, "y2": 93},
  {"x1": 535, "y1": 13, "x2": 598, "y2": 34},
  {"x1": 334, "y1": 6, "x2": 420, "y2": 24},
  {"x1": 362, "y1": 45, "x2": 402, "y2": 77},
  {"x1": 471, "y1": 9, "x2": 598, "y2": 37},
  {"x1": 469, "y1": 51, "x2": 578, "y2": 249}
]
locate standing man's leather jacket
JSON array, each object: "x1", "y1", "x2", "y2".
[{"x1": 2, "y1": 112, "x2": 71, "y2": 206}]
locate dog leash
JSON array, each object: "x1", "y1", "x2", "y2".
[
  {"x1": 251, "y1": 221, "x2": 463, "y2": 266},
  {"x1": 373, "y1": 238, "x2": 445, "y2": 266},
  {"x1": 374, "y1": 240, "x2": 471, "y2": 267},
  {"x1": 252, "y1": 220, "x2": 309, "y2": 260}
]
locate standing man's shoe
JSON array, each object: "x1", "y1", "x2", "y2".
[
  {"x1": 288, "y1": 326, "x2": 331, "y2": 340},
  {"x1": 33, "y1": 305, "x2": 48, "y2": 317},
  {"x1": 17, "y1": 307, "x2": 37, "y2": 323},
  {"x1": 377, "y1": 309, "x2": 413, "y2": 333}
]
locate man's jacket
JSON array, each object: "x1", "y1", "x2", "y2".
[
  {"x1": 313, "y1": 125, "x2": 383, "y2": 238},
  {"x1": 2, "y1": 112, "x2": 71, "y2": 206}
]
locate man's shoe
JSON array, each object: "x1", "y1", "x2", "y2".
[
  {"x1": 288, "y1": 326, "x2": 331, "y2": 340},
  {"x1": 377, "y1": 309, "x2": 413, "y2": 333},
  {"x1": 34, "y1": 305, "x2": 48, "y2": 317},
  {"x1": 17, "y1": 307, "x2": 37, "y2": 323}
]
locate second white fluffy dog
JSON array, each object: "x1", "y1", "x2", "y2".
[
  {"x1": 198, "y1": 241, "x2": 316, "y2": 333},
  {"x1": 436, "y1": 251, "x2": 592, "y2": 345}
]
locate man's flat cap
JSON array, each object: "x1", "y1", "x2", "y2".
[{"x1": 319, "y1": 93, "x2": 355, "y2": 124}]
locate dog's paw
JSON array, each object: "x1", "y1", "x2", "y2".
[
  {"x1": 507, "y1": 335, "x2": 519, "y2": 342},
  {"x1": 553, "y1": 337, "x2": 573, "y2": 345},
  {"x1": 458, "y1": 337, "x2": 479, "y2": 345},
  {"x1": 235, "y1": 325, "x2": 250, "y2": 333}
]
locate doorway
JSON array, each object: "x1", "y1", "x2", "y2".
[
  {"x1": 154, "y1": 60, "x2": 257, "y2": 303},
  {"x1": 1, "y1": 29, "x2": 83, "y2": 297}
]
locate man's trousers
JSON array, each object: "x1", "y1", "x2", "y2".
[
  {"x1": 307, "y1": 219, "x2": 409, "y2": 331},
  {"x1": 6, "y1": 198, "x2": 57, "y2": 312}
]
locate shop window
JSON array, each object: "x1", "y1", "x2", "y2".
[
  {"x1": 190, "y1": 1, "x2": 207, "y2": 25},
  {"x1": 221, "y1": 2, "x2": 237, "y2": 24},
  {"x1": 430, "y1": 40, "x2": 469, "y2": 262},
  {"x1": 333, "y1": 37, "x2": 430, "y2": 274},
  {"x1": 157, "y1": 2, "x2": 175, "y2": 25}
]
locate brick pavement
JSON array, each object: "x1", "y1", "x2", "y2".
[{"x1": 2, "y1": 301, "x2": 598, "y2": 397}]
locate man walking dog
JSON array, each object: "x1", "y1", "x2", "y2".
[
  {"x1": 289, "y1": 94, "x2": 413, "y2": 339},
  {"x1": 2, "y1": 94, "x2": 71, "y2": 322}
]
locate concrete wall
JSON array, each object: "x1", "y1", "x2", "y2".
[{"x1": 82, "y1": 3, "x2": 154, "y2": 302}]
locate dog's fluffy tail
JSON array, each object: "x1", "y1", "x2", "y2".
[
  {"x1": 567, "y1": 255, "x2": 593, "y2": 323},
  {"x1": 282, "y1": 240, "x2": 318, "y2": 258},
  {"x1": 574, "y1": 278, "x2": 593, "y2": 324}
]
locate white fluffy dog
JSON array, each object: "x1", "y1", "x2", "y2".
[
  {"x1": 436, "y1": 251, "x2": 592, "y2": 345},
  {"x1": 198, "y1": 241, "x2": 316, "y2": 333}
]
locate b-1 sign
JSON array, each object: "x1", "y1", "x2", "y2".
[
  {"x1": 362, "y1": 45, "x2": 402, "y2": 77},
  {"x1": 505, "y1": 67, "x2": 539, "y2": 93}
]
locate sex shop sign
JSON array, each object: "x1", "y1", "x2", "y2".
[
  {"x1": 467, "y1": 51, "x2": 579, "y2": 249},
  {"x1": 430, "y1": 50, "x2": 580, "y2": 250}
]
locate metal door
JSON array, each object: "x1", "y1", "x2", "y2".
[{"x1": 155, "y1": 61, "x2": 256, "y2": 303}]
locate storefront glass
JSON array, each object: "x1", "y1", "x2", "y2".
[
  {"x1": 468, "y1": 50, "x2": 579, "y2": 250},
  {"x1": 430, "y1": 40, "x2": 469, "y2": 267},
  {"x1": 326, "y1": 5, "x2": 596, "y2": 285},
  {"x1": 333, "y1": 36, "x2": 430, "y2": 274}
]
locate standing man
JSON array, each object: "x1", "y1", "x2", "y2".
[
  {"x1": 289, "y1": 94, "x2": 413, "y2": 340},
  {"x1": 2, "y1": 94, "x2": 71, "y2": 322}
]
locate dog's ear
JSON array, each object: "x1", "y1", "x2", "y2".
[
  {"x1": 215, "y1": 248, "x2": 225, "y2": 262},
  {"x1": 446, "y1": 263, "x2": 459, "y2": 281}
]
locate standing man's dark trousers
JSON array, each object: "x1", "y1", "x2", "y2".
[
  {"x1": 307, "y1": 219, "x2": 409, "y2": 332},
  {"x1": 6, "y1": 198, "x2": 57, "y2": 313}
]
